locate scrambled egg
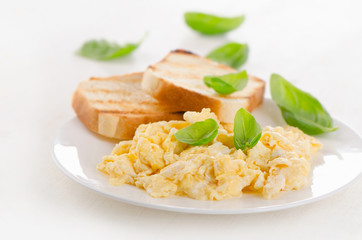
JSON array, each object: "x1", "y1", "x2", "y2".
[{"x1": 97, "y1": 109, "x2": 321, "y2": 200}]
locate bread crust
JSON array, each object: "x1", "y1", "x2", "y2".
[
  {"x1": 246, "y1": 76, "x2": 265, "y2": 111},
  {"x1": 72, "y1": 89, "x2": 99, "y2": 133}
]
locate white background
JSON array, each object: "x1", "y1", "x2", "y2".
[{"x1": 1, "y1": 0, "x2": 361, "y2": 239}]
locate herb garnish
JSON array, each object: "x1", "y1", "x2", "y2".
[
  {"x1": 207, "y1": 42, "x2": 249, "y2": 69},
  {"x1": 184, "y1": 12, "x2": 244, "y2": 35},
  {"x1": 204, "y1": 70, "x2": 248, "y2": 95},
  {"x1": 233, "y1": 108, "x2": 262, "y2": 150},
  {"x1": 174, "y1": 118, "x2": 218, "y2": 146},
  {"x1": 270, "y1": 74, "x2": 337, "y2": 135},
  {"x1": 78, "y1": 34, "x2": 146, "y2": 61}
]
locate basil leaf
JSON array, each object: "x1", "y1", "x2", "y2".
[
  {"x1": 78, "y1": 35, "x2": 146, "y2": 61},
  {"x1": 233, "y1": 108, "x2": 262, "y2": 150},
  {"x1": 174, "y1": 118, "x2": 218, "y2": 146},
  {"x1": 207, "y1": 42, "x2": 249, "y2": 69},
  {"x1": 184, "y1": 12, "x2": 244, "y2": 35},
  {"x1": 204, "y1": 70, "x2": 248, "y2": 95},
  {"x1": 270, "y1": 74, "x2": 337, "y2": 135}
]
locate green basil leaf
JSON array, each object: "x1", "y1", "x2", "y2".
[
  {"x1": 174, "y1": 118, "x2": 218, "y2": 146},
  {"x1": 78, "y1": 34, "x2": 146, "y2": 61},
  {"x1": 233, "y1": 108, "x2": 262, "y2": 150},
  {"x1": 270, "y1": 73, "x2": 337, "y2": 135},
  {"x1": 184, "y1": 12, "x2": 244, "y2": 35},
  {"x1": 207, "y1": 42, "x2": 249, "y2": 68},
  {"x1": 204, "y1": 70, "x2": 248, "y2": 95}
]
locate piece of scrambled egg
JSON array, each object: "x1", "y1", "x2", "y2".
[{"x1": 97, "y1": 109, "x2": 321, "y2": 200}]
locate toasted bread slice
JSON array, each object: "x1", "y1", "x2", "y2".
[
  {"x1": 72, "y1": 72, "x2": 183, "y2": 139},
  {"x1": 142, "y1": 50, "x2": 265, "y2": 123}
]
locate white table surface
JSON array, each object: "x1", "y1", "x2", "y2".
[{"x1": 1, "y1": 0, "x2": 361, "y2": 239}]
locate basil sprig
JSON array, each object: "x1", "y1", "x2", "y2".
[
  {"x1": 270, "y1": 74, "x2": 337, "y2": 135},
  {"x1": 204, "y1": 70, "x2": 248, "y2": 95},
  {"x1": 174, "y1": 119, "x2": 218, "y2": 146},
  {"x1": 207, "y1": 43, "x2": 249, "y2": 69},
  {"x1": 233, "y1": 108, "x2": 262, "y2": 150},
  {"x1": 78, "y1": 34, "x2": 146, "y2": 61},
  {"x1": 184, "y1": 12, "x2": 244, "y2": 35}
]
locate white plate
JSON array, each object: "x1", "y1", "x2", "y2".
[{"x1": 52, "y1": 100, "x2": 362, "y2": 214}]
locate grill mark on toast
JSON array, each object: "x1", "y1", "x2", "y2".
[
  {"x1": 148, "y1": 65, "x2": 156, "y2": 70},
  {"x1": 90, "y1": 99, "x2": 158, "y2": 104},
  {"x1": 171, "y1": 49, "x2": 198, "y2": 56},
  {"x1": 98, "y1": 110, "x2": 183, "y2": 115},
  {"x1": 84, "y1": 88, "x2": 141, "y2": 95}
]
